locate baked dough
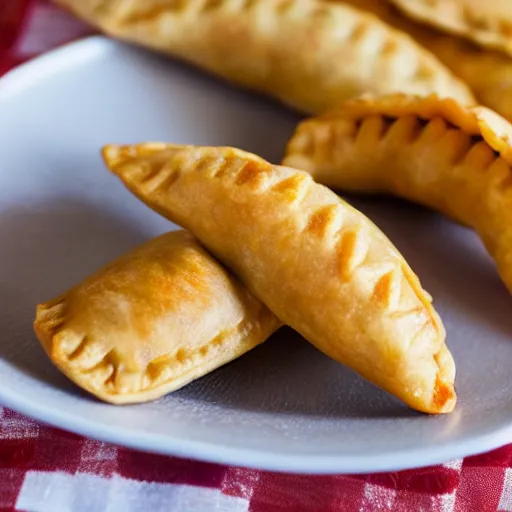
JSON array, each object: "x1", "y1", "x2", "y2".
[
  {"x1": 34, "y1": 230, "x2": 280, "y2": 404},
  {"x1": 103, "y1": 143, "x2": 456, "y2": 414},
  {"x1": 337, "y1": 0, "x2": 512, "y2": 121},
  {"x1": 54, "y1": 0, "x2": 474, "y2": 113},
  {"x1": 284, "y1": 93, "x2": 512, "y2": 292},
  {"x1": 390, "y1": 0, "x2": 512, "y2": 55}
]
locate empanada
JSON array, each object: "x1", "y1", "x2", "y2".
[
  {"x1": 390, "y1": 0, "x2": 512, "y2": 55},
  {"x1": 54, "y1": 0, "x2": 474, "y2": 113},
  {"x1": 284, "y1": 93, "x2": 512, "y2": 292},
  {"x1": 34, "y1": 230, "x2": 280, "y2": 404},
  {"x1": 338, "y1": 0, "x2": 512, "y2": 121},
  {"x1": 103, "y1": 143, "x2": 456, "y2": 414}
]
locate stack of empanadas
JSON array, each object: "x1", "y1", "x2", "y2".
[
  {"x1": 35, "y1": 144, "x2": 456, "y2": 414},
  {"x1": 44, "y1": 0, "x2": 512, "y2": 416}
]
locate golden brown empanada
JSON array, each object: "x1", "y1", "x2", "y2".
[
  {"x1": 390, "y1": 0, "x2": 512, "y2": 55},
  {"x1": 338, "y1": 0, "x2": 512, "y2": 121},
  {"x1": 284, "y1": 93, "x2": 512, "y2": 292},
  {"x1": 54, "y1": 0, "x2": 474, "y2": 113},
  {"x1": 34, "y1": 230, "x2": 280, "y2": 404},
  {"x1": 103, "y1": 143, "x2": 456, "y2": 414}
]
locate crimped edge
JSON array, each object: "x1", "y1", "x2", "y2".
[{"x1": 319, "y1": 93, "x2": 512, "y2": 165}]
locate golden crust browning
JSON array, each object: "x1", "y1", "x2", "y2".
[
  {"x1": 103, "y1": 143, "x2": 456, "y2": 414},
  {"x1": 390, "y1": 0, "x2": 512, "y2": 55},
  {"x1": 284, "y1": 93, "x2": 512, "y2": 295},
  {"x1": 34, "y1": 230, "x2": 280, "y2": 404},
  {"x1": 54, "y1": 0, "x2": 474, "y2": 113}
]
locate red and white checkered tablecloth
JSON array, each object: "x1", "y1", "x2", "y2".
[{"x1": 1, "y1": 1, "x2": 512, "y2": 510}]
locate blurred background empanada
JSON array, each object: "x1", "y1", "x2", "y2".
[
  {"x1": 34, "y1": 230, "x2": 280, "y2": 404},
  {"x1": 339, "y1": 0, "x2": 512, "y2": 121},
  {"x1": 390, "y1": 0, "x2": 512, "y2": 56},
  {"x1": 54, "y1": 0, "x2": 474, "y2": 113},
  {"x1": 104, "y1": 143, "x2": 456, "y2": 414}
]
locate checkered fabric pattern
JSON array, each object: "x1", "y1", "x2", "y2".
[
  {"x1": 0, "y1": 408, "x2": 511, "y2": 512},
  {"x1": 1, "y1": 1, "x2": 512, "y2": 511}
]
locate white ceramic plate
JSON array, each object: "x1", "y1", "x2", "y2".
[{"x1": 1, "y1": 37, "x2": 511, "y2": 474}]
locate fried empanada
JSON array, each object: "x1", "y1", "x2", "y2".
[
  {"x1": 54, "y1": 0, "x2": 474, "y2": 113},
  {"x1": 103, "y1": 143, "x2": 456, "y2": 414},
  {"x1": 390, "y1": 0, "x2": 512, "y2": 55},
  {"x1": 284, "y1": 93, "x2": 512, "y2": 292},
  {"x1": 338, "y1": 0, "x2": 512, "y2": 121},
  {"x1": 34, "y1": 230, "x2": 280, "y2": 404}
]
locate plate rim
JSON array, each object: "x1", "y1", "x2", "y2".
[{"x1": 1, "y1": 35, "x2": 512, "y2": 474}]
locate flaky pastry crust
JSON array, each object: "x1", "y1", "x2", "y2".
[
  {"x1": 34, "y1": 230, "x2": 280, "y2": 404},
  {"x1": 390, "y1": 0, "x2": 512, "y2": 56},
  {"x1": 284, "y1": 93, "x2": 512, "y2": 294},
  {"x1": 54, "y1": 0, "x2": 474, "y2": 113},
  {"x1": 103, "y1": 143, "x2": 456, "y2": 414}
]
